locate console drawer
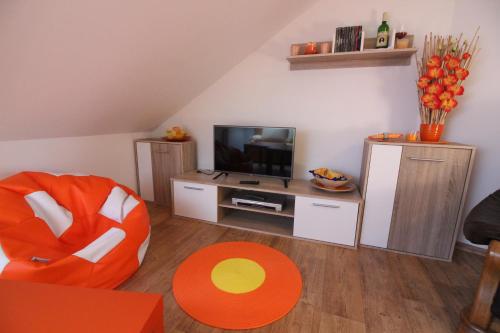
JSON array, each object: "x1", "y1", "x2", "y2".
[
  {"x1": 173, "y1": 181, "x2": 218, "y2": 222},
  {"x1": 293, "y1": 196, "x2": 359, "y2": 246}
]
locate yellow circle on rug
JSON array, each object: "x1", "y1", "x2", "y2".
[{"x1": 211, "y1": 258, "x2": 266, "y2": 294}]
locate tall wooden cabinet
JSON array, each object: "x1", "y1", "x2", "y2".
[
  {"x1": 134, "y1": 139, "x2": 196, "y2": 206},
  {"x1": 359, "y1": 140, "x2": 475, "y2": 261}
]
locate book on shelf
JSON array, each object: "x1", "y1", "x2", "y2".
[{"x1": 333, "y1": 26, "x2": 363, "y2": 53}]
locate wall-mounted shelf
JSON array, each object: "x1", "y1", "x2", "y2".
[{"x1": 287, "y1": 36, "x2": 417, "y2": 70}]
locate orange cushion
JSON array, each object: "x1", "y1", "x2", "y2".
[{"x1": 0, "y1": 172, "x2": 150, "y2": 289}]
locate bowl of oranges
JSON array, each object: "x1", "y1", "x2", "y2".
[
  {"x1": 164, "y1": 126, "x2": 190, "y2": 142},
  {"x1": 309, "y1": 168, "x2": 352, "y2": 188}
]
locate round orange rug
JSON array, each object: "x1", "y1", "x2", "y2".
[{"x1": 172, "y1": 241, "x2": 302, "y2": 330}]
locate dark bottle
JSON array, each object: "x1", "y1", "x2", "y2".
[{"x1": 376, "y1": 12, "x2": 390, "y2": 48}]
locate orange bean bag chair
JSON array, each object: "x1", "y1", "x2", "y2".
[{"x1": 0, "y1": 172, "x2": 150, "y2": 289}]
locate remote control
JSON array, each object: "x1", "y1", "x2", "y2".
[{"x1": 240, "y1": 180, "x2": 260, "y2": 185}]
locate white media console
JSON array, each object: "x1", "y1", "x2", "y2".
[{"x1": 171, "y1": 171, "x2": 363, "y2": 248}]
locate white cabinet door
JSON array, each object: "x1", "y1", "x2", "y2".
[
  {"x1": 136, "y1": 142, "x2": 155, "y2": 202},
  {"x1": 294, "y1": 196, "x2": 359, "y2": 246},
  {"x1": 360, "y1": 144, "x2": 402, "y2": 248},
  {"x1": 173, "y1": 181, "x2": 218, "y2": 222}
]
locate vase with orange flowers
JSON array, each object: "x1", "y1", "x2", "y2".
[{"x1": 417, "y1": 29, "x2": 479, "y2": 142}]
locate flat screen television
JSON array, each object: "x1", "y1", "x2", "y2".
[{"x1": 214, "y1": 125, "x2": 296, "y2": 179}]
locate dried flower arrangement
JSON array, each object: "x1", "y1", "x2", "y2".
[{"x1": 417, "y1": 29, "x2": 480, "y2": 125}]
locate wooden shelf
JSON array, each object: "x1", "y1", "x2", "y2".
[
  {"x1": 287, "y1": 48, "x2": 417, "y2": 70},
  {"x1": 218, "y1": 210, "x2": 294, "y2": 237},
  {"x1": 218, "y1": 197, "x2": 295, "y2": 218},
  {"x1": 287, "y1": 36, "x2": 416, "y2": 70}
]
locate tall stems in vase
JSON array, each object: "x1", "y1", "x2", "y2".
[{"x1": 417, "y1": 29, "x2": 479, "y2": 125}]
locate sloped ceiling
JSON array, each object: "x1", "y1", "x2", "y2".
[{"x1": 0, "y1": 0, "x2": 317, "y2": 140}]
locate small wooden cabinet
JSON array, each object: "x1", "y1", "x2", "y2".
[
  {"x1": 294, "y1": 196, "x2": 359, "y2": 246},
  {"x1": 359, "y1": 140, "x2": 475, "y2": 260},
  {"x1": 135, "y1": 139, "x2": 196, "y2": 206},
  {"x1": 173, "y1": 181, "x2": 218, "y2": 222}
]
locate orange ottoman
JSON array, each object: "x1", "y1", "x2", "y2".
[
  {"x1": 0, "y1": 172, "x2": 151, "y2": 288},
  {"x1": 0, "y1": 279, "x2": 163, "y2": 333}
]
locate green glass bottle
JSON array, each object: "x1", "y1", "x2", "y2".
[{"x1": 376, "y1": 12, "x2": 390, "y2": 48}]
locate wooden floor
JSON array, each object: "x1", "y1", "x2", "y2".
[{"x1": 119, "y1": 204, "x2": 484, "y2": 333}]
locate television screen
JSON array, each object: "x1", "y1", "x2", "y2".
[{"x1": 214, "y1": 125, "x2": 296, "y2": 179}]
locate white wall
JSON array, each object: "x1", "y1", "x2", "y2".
[
  {"x1": 448, "y1": 0, "x2": 500, "y2": 245},
  {"x1": 154, "y1": 0, "x2": 500, "y2": 248},
  {"x1": 155, "y1": 0, "x2": 455, "y2": 181},
  {"x1": 0, "y1": 133, "x2": 145, "y2": 190},
  {"x1": 0, "y1": 0, "x2": 316, "y2": 141}
]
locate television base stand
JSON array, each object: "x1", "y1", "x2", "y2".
[
  {"x1": 283, "y1": 179, "x2": 289, "y2": 188},
  {"x1": 212, "y1": 172, "x2": 228, "y2": 180},
  {"x1": 171, "y1": 170, "x2": 362, "y2": 249}
]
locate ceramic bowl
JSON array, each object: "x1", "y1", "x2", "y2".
[{"x1": 312, "y1": 174, "x2": 352, "y2": 188}]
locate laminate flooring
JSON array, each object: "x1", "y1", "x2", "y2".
[{"x1": 119, "y1": 204, "x2": 484, "y2": 333}]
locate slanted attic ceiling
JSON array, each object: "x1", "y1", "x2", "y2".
[{"x1": 0, "y1": 0, "x2": 317, "y2": 140}]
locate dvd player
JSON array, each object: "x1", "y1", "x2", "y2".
[{"x1": 231, "y1": 191, "x2": 286, "y2": 212}]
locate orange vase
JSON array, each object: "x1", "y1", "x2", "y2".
[{"x1": 420, "y1": 124, "x2": 444, "y2": 142}]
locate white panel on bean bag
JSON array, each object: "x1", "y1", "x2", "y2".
[
  {"x1": 47, "y1": 172, "x2": 88, "y2": 176},
  {"x1": 31, "y1": 256, "x2": 50, "y2": 263},
  {"x1": 123, "y1": 195, "x2": 139, "y2": 219},
  {"x1": 137, "y1": 227, "x2": 151, "y2": 265},
  {"x1": 99, "y1": 187, "x2": 127, "y2": 222},
  {"x1": 99, "y1": 186, "x2": 139, "y2": 223},
  {"x1": 25, "y1": 191, "x2": 73, "y2": 238},
  {"x1": 73, "y1": 227, "x2": 126, "y2": 263},
  {"x1": 0, "y1": 244, "x2": 9, "y2": 273}
]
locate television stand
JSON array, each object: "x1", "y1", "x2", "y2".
[
  {"x1": 283, "y1": 179, "x2": 289, "y2": 188},
  {"x1": 171, "y1": 171, "x2": 362, "y2": 249},
  {"x1": 212, "y1": 172, "x2": 228, "y2": 180}
]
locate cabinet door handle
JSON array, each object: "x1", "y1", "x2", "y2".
[
  {"x1": 312, "y1": 203, "x2": 340, "y2": 209},
  {"x1": 408, "y1": 157, "x2": 445, "y2": 162},
  {"x1": 184, "y1": 186, "x2": 204, "y2": 191}
]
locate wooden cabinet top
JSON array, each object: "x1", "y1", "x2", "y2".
[
  {"x1": 364, "y1": 138, "x2": 475, "y2": 150},
  {"x1": 135, "y1": 138, "x2": 194, "y2": 145}
]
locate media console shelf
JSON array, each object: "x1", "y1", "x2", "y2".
[
  {"x1": 218, "y1": 196, "x2": 295, "y2": 218},
  {"x1": 171, "y1": 171, "x2": 363, "y2": 248}
]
